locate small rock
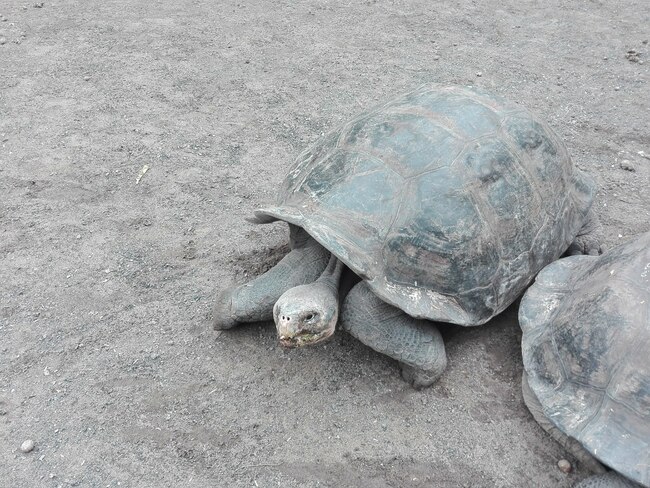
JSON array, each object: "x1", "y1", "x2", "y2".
[
  {"x1": 619, "y1": 159, "x2": 635, "y2": 172},
  {"x1": 476, "y1": 71, "x2": 482, "y2": 77},
  {"x1": 557, "y1": 459, "x2": 572, "y2": 474},
  {"x1": 83, "y1": 75, "x2": 90, "y2": 81},
  {"x1": 614, "y1": 86, "x2": 620, "y2": 91},
  {"x1": 20, "y1": 439, "x2": 35, "y2": 453},
  {"x1": 0, "y1": 37, "x2": 6, "y2": 45},
  {"x1": 433, "y1": 55, "x2": 440, "y2": 60},
  {"x1": 34, "y1": 2, "x2": 44, "y2": 7},
  {"x1": 625, "y1": 49, "x2": 641, "y2": 62}
]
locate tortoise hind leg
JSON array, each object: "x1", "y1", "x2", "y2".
[
  {"x1": 568, "y1": 207, "x2": 603, "y2": 256},
  {"x1": 213, "y1": 225, "x2": 330, "y2": 330},
  {"x1": 574, "y1": 472, "x2": 644, "y2": 488},
  {"x1": 341, "y1": 281, "x2": 447, "y2": 389},
  {"x1": 521, "y1": 373, "x2": 607, "y2": 475}
]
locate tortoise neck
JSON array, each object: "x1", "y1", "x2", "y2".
[{"x1": 316, "y1": 254, "x2": 345, "y2": 291}]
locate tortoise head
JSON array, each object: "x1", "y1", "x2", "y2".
[{"x1": 273, "y1": 282, "x2": 338, "y2": 348}]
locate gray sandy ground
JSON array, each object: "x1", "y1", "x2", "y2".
[{"x1": 1, "y1": 0, "x2": 649, "y2": 486}]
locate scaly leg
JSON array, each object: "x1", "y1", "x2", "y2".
[
  {"x1": 341, "y1": 281, "x2": 447, "y2": 389},
  {"x1": 574, "y1": 472, "x2": 644, "y2": 488},
  {"x1": 568, "y1": 207, "x2": 603, "y2": 256},
  {"x1": 213, "y1": 225, "x2": 330, "y2": 329}
]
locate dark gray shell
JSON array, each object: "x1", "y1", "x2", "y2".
[
  {"x1": 519, "y1": 232, "x2": 650, "y2": 486},
  {"x1": 255, "y1": 85, "x2": 595, "y2": 325}
]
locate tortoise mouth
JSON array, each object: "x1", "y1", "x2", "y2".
[{"x1": 278, "y1": 329, "x2": 334, "y2": 348}]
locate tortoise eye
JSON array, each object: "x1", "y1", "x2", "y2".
[{"x1": 305, "y1": 313, "x2": 315, "y2": 321}]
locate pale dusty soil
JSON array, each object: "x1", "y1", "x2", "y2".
[{"x1": 1, "y1": 1, "x2": 649, "y2": 487}]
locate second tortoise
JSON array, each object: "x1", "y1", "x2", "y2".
[{"x1": 520, "y1": 231, "x2": 650, "y2": 488}]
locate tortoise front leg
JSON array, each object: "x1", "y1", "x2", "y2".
[
  {"x1": 213, "y1": 225, "x2": 330, "y2": 329},
  {"x1": 568, "y1": 207, "x2": 603, "y2": 256},
  {"x1": 341, "y1": 281, "x2": 447, "y2": 389}
]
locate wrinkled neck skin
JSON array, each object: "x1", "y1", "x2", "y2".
[
  {"x1": 316, "y1": 253, "x2": 345, "y2": 291},
  {"x1": 274, "y1": 254, "x2": 345, "y2": 347}
]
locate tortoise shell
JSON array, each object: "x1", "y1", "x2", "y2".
[
  {"x1": 255, "y1": 85, "x2": 595, "y2": 325},
  {"x1": 519, "y1": 231, "x2": 650, "y2": 486}
]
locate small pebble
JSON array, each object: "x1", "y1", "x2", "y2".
[
  {"x1": 0, "y1": 37, "x2": 6, "y2": 45},
  {"x1": 557, "y1": 459, "x2": 572, "y2": 474},
  {"x1": 476, "y1": 71, "x2": 482, "y2": 77},
  {"x1": 83, "y1": 75, "x2": 90, "y2": 81},
  {"x1": 614, "y1": 86, "x2": 620, "y2": 91},
  {"x1": 20, "y1": 439, "x2": 35, "y2": 453},
  {"x1": 433, "y1": 55, "x2": 440, "y2": 60},
  {"x1": 619, "y1": 159, "x2": 635, "y2": 172}
]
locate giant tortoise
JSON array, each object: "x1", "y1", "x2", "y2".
[
  {"x1": 520, "y1": 231, "x2": 650, "y2": 488},
  {"x1": 214, "y1": 84, "x2": 600, "y2": 388}
]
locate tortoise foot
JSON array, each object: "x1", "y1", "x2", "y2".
[
  {"x1": 569, "y1": 207, "x2": 603, "y2": 256},
  {"x1": 212, "y1": 287, "x2": 239, "y2": 330},
  {"x1": 400, "y1": 362, "x2": 446, "y2": 389}
]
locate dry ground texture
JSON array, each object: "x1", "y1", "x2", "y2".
[{"x1": 1, "y1": 0, "x2": 649, "y2": 487}]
